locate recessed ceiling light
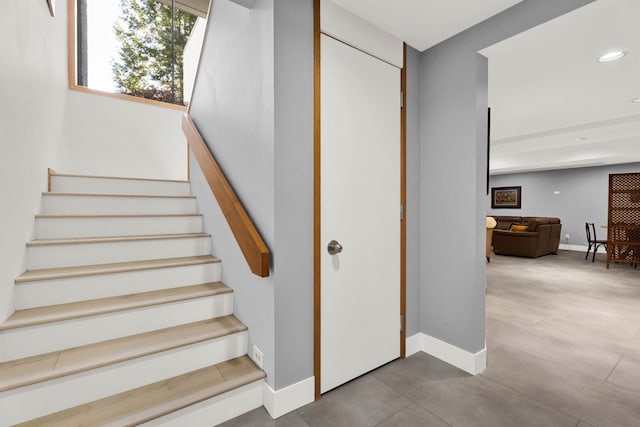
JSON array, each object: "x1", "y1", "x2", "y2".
[
  {"x1": 574, "y1": 137, "x2": 587, "y2": 142},
  {"x1": 597, "y1": 50, "x2": 627, "y2": 63},
  {"x1": 632, "y1": 97, "x2": 640, "y2": 103}
]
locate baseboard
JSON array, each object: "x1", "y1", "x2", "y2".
[
  {"x1": 263, "y1": 377, "x2": 315, "y2": 419},
  {"x1": 405, "y1": 333, "x2": 486, "y2": 375},
  {"x1": 559, "y1": 243, "x2": 591, "y2": 252},
  {"x1": 265, "y1": 334, "x2": 484, "y2": 418},
  {"x1": 405, "y1": 332, "x2": 423, "y2": 357}
]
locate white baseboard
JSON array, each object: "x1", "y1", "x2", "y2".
[
  {"x1": 405, "y1": 333, "x2": 423, "y2": 357},
  {"x1": 263, "y1": 377, "x2": 315, "y2": 419},
  {"x1": 405, "y1": 333, "x2": 486, "y2": 375},
  {"x1": 263, "y1": 333, "x2": 485, "y2": 419},
  {"x1": 559, "y1": 243, "x2": 591, "y2": 252}
]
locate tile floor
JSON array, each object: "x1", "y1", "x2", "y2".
[{"x1": 220, "y1": 250, "x2": 640, "y2": 426}]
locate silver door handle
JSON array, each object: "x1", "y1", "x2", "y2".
[{"x1": 327, "y1": 240, "x2": 343, "y2": 255}]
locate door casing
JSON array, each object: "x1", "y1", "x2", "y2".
[{"x1": 313, "y1": 0, "x2": 407, "y2": 399}]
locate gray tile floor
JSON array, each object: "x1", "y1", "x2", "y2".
[{"x1": 220, "y1": 250, "x2": 640, "y2": 426}]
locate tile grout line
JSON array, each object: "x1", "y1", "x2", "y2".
[
  {"x1": 370, "y1": 371, "x2": 453, "y2": 427},
  {"x1": 496, "y1": 342, "x2": 611, "y2": 383},
  {"x1": 480, "y1": 373, "x2": 584, "y2": 425},
  {"x1": 532, "y1": 314, "x2": 551, "y2": 328},
  {"x1": 372, "y1": 400, "x2": 413, "y2": 427},
  {"x1": 361, "y1": 373, "x2": 418, "y2": 425},
  {"x1": 411, "y1": 401, "x2": 456, "y2": 427},
  {"x1": 293, "y1": 409, "x2": 312, "y2": 427},
  {"x1": 604, "y1": 354, "x2": 624, "y2": 382}
]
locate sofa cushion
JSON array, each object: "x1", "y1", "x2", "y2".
[
  {"x1": 510, "y1": 224, "x2": 528, "y2": 231},
  {"x1": 525, "y1": 217, "x2": 561, "y2": 232},
  {"x1": 495, "y1": 216, "x2": 522, "y2": 230}
]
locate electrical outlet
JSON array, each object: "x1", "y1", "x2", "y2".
[
  {"x1": 252, "y1": 345, "x2": 264, "y2": 369},
  {"x1": 565, "y1": 234, "x2": 570, "y2": 242}
]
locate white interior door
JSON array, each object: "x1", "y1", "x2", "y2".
[{"x1": 320, "y1": 34, "x2": 401, "y2": 394}]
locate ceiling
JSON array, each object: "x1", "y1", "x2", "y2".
[
  {"x1": 481, "y1": 0, "x2": 640, "y2": 174},
  {"x1": 331, "y1": 0, "x2": 640, "y2": 175},
  {"x1": 330, "y1": 0, "x2": 523, "y2": 51}
]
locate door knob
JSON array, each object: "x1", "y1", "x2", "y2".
[{"x1": 327, "y1": 240, "x2": 343, "y2": 255}]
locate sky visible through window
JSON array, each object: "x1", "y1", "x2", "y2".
[{"x1": 86, "y1": 0, "x2": 119, "y2": 92}]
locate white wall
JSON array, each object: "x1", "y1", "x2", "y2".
[
  {"x1": 59, "y1": 91, "x2": 187, "y2": 180},
  {"x1": 0, "y1": 1, "x2": 68, "y2": 323},
  {"x1": 0, "y1": 0, "x2": 188, "y2": 324},
  {"x1": 183, "y1": 17, "x2": 207, "y2": 105}
]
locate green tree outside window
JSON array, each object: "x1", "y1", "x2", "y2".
[{"x1": 112, "y1": 0, "x2": 197, "y2": 104}]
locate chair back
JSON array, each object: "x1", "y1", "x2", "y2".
[
  {"x1": 586, "y1": 222, "x2": 602, "y2": 243},
  {"x1": 584, "y1": 222, "x2": 596, "y2": 243}
]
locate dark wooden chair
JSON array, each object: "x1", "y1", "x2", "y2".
[{"x1": 585, "y1": 222, "x2": 607, "y2": 262}]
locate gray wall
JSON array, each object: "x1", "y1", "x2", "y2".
[
  {"x1": 190, "y1": 0, "x2": 275, "y2": 242},
  {"x1": 418, "y1": 0, "x2": 595, "y2": 353},
  {"x1": 188, "y1": 0, "x2": 277, "y2": 386},
  {"x1": 188, "y1": 0, "x2": 422, "y2": 389},
  {"x1": 405, "y1": 46, "x2": 422, "y2": 337},
  {"x1": 489, "y1": 163, "x2": 640, "y2": 248},
  {"x1": 273, "y1": 0, "x2": 314, "y2": 389},
  {"x1": 188, "y1": 0, "x2": 316, "y2": 390},
  {"x1": 188, "y1": 0, "x2": 599, "y2": 390}
]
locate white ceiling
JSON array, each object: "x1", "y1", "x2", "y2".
[
  {"x1": 331, "y1": 0, "x2": 640, "y2": 175},
  {"x1": 482, "y1": 0, "x2": 640, "y2": 174},
  {"x1": 329, "y1": 0, "x2": 523, "y2": 52}
]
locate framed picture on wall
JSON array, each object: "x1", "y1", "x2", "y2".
[{"x1": 491, "y1": 186, "x2": 521, "y2": 209}]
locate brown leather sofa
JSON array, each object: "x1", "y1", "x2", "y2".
[{"x1": 491, "y1": 216, "x2": 562, "y2": 258}]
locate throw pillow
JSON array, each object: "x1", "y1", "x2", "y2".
[{"x1": 510, "y1": 224, "x2": 528, "y2": 232}]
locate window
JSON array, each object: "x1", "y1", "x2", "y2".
[{"x1": 71, "y1": 0, "x2": 208, "y2": 107}]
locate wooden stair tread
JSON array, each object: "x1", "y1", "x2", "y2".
[
  {"x1": 0, "y1": 316, "x2": 247, "y2": 392},
  {"x1": 16, "y1": 256, "x2": 220, "y2": 283},
  {"x1": 15, "y1": 356, "x2": 265, "y2": 427},
  {"x1": 0, "y1": 283, "x2": 231, "y2": 331},
  {"x1": 35, "y1": 213, "x2": 203, "y2": 218},
  {"x1": 26, "y1": 233, "x2": 210, "y2": 247},
  {"x1": 42, "y1": 192, "x2": 196, "y2": 199},
  {"x1": 50, "y1": 172, "x2": 189, "y2": 184}
]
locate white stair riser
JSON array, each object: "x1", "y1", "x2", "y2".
[
  {"x1": 41, "y1": 195, "x2": 197, "y2": 215},
  {"x1": 15, "y1": 263, "x2": 222, "y2": 309},
  {"x1": 51, "y1": 176, "x2": 191, "y2": 196},
  {"x1": 143, "y1": 381, "x2": 264, "y2": 427},
  {"x1": 0, "y1": 294, "x2": 234, "y2": 362},
  {"x1": 0, "y1": 333, "x2": 248, "y2": 426},
  {"x1": 34, "y1": 215, "x2": 203, "y2": 239},
  {"x1": 26, "y1": 236, "x2": 212, "y2": 270}
]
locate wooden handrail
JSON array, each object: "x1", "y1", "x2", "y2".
[{"x1": 182, "y1": 114, "x2": 270, "y2": 277}]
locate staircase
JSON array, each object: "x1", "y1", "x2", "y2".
[{"x1": 0, "y1": 173, "x2": 265, "y2": 426}]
